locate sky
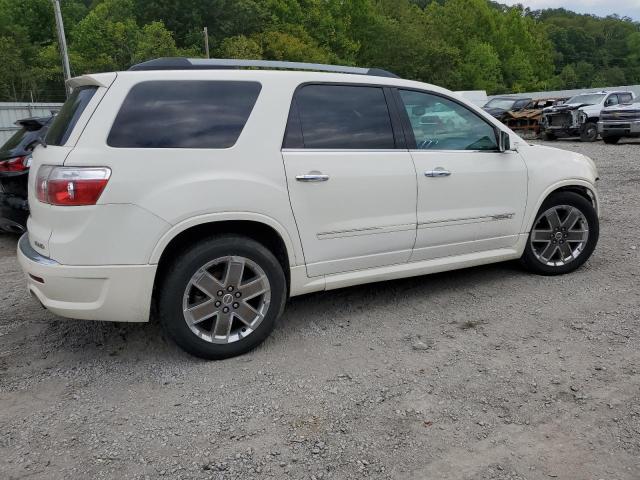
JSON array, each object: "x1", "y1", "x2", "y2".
[{"x1": 501, "y1": 0, "x2": 640, "y2": 20}]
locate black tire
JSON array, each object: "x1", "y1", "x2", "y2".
[
  {"x1": 520, "y1": 191, "x2": 599, "y2": 276},
  {"x1": 542, "y1": 131, "x2": 557, "y2": 141},
  {"x1": 580, "y1": 121, "x2": 598, "y2": 142},
  {"x1": 602, "y1": 135, "x2": 621, "y2": 145},
  {"x1": 158, "y1": 235, "x2": 287, "y2": 359}
]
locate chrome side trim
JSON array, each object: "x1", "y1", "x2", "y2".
[
  {"x1": 282, "y1": 149, "x2": 405, "y2": 153},
  {"x1": 18, "y1": 234, "x2": 58, "y2": 266},
  {"x1": 418, "y1": 213, "x2": 515, "y2": 229},
  {"x1": 317, "y1": 223, "x2": 415, "y2": 240}
]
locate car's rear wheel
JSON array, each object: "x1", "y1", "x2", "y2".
[
  {"x1": 580, "y1": 121, "x2": 599, "y2": 142},
  {"x1": 520, "y1": 192, "x2": 598, "y2": 275},
  {"x1": 158, "y1": 235, "x2": 286, "y2": 359},
  {"x1": 602, "y1": 135, "x2": 621, "y2": 144}
]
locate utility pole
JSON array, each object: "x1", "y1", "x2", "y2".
[
  {"x1": 52, "y1": 0, "x2": 72, "y2": 97},
  {"x1": 203, "y1": 27, "x2": 210, "y2": 58}
]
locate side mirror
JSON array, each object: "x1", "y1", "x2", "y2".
[
  {"x1": 498, "y1": 130, "x2": 511, "y2": 152},
  {"x1": 412, "y1": 106, "x2": 426, "y2": 116}
]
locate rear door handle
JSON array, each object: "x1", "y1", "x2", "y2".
[
  {"x1": 424, "y1": 168, "x2": 451, "y2": 178},
  {"x1": 296, "y1": 174, "x2": 330, "y2": 182}
]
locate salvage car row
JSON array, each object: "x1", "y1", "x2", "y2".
[{"x1": 482, "y1": 90, "x2": 640, "y2": 143}]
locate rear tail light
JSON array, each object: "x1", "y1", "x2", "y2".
[
  {"x1": 0, "y1": 155, "x2": 30, "y2": 172},
  {"x1": 36, "y1": 166, "x2": 111, "y2": 206}
]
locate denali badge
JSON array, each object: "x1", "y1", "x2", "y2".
[{"x1": 34, "y1": 241, "x2": 45, "y2": 250}]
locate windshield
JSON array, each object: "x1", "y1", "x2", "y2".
[
  {"x1": 484, "y1": 98, "x2": 516, "y2": 110},
  {"x1": 566, "y1": 94, "x2": 605, "y2": 105}
]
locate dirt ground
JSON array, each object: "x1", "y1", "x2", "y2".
[{"x1": 1, "y1": 140, "x2": 639, "y2": 480}]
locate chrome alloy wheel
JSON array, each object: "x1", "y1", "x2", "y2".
[
  {"x1": 182, "y1": 256, "x2": 271, "y2": 344},
  {"x1": 530, "y1": 205, "x2": 589, "y2": 267}
]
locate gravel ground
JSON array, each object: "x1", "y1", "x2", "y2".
[{"x1": 1, "y1": 140, "x2": 639, "y2": 480}]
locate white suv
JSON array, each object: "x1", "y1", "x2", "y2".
[{"x1": 18, "y1": 58, "x2": 600, "y2": 359}]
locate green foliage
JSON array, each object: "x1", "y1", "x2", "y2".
[
  {"x1": 2, "y1": 0, "x2": 640, "y2": 101},
  {"x1": 217, "y1": 35, "x2": 263, "y2": 60}
]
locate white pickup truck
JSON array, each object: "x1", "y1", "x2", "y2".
[{"x1": 541, "y1": 91, "x2": 635, "y2": 142}]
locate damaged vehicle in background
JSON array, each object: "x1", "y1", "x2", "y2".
[
  {"x1": 501, "y1": 97, "x2": 567, "y2": 138},
  {"x1": 599, "y1": 102, "x2": 640, "y2": 144},
  {"x1": 541, "y1": 91, "x2": 635, "y2": 142},
  {"x1": 482, "y1": 96, "x2": 532, "y2": 120},
  {"x1": 0, "y1": 116, "x2": 53, "y2": 233}
]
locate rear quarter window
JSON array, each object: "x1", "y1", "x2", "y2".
[
  {"x1": 107, "y1": 81, "x2": 262, "y2": 149},
  {"x1": 46, "y1": 86, "x2": 98, "y2": 146}
]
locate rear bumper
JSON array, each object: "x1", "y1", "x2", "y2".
[{"x1": 17, "y1": 234, "x2": 156, "y2": 322}]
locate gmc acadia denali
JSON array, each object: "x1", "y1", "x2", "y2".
[{"x1": 18, "y1": 58, "x2": 600, "y2": 359}]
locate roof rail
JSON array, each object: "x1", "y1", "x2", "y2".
[{"x1": 128, "y1": 57, "x2": 400, "y2": 78}]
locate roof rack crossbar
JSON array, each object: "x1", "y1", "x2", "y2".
[{"x1": 128, "y1": 57, "x2": 399, "y2": 78}]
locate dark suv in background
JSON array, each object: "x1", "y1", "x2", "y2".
[
  {"x1": 0, "y1": 116, "x2": 52, "y2": 233},
  {"x1": 482, "y1": 97, "x2": 532, "y2": 120}
]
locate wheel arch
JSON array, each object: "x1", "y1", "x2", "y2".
[
  {"x1": 150, "y1": 213, "x2": 303, "y2": 295},
  {"x1": 525, "y1": 180, "x2": 599, "y2": 232}
]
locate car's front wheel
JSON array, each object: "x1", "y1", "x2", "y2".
[
  {"x1": 520, "y1": 191, "x2": 599, "y2": 275},
  {"x1": 580, "y1": 121, "x2": 599, "y2": 142},
  {"x1": 158, "y1": 235, "x2": 287, "y2": 359}
]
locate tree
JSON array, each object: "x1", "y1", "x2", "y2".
[
  {"x1": 134, "y1": 21, "x2": 180, "y2": 63},
  {"x1": 559, "y1": 65, "x2": 579, "y2": 89},
  {"x1": 1, "y1": 0, "x2": 639, "y2": 101},
  {"x1": 458, "y1": 42, "x2": 504, "y2": 93},
  {"x1": 218, "y1": 35, "x2": 263, "y2": 59}
]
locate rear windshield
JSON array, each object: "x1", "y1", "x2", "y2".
[
  {"x1": 0, "y1": 125, "x2": 49, "y2": 159},
  {"x1": 0, "y1": 127, "x2": 29, "y2": 155},
  {"x1": 46, "y1": 86, "x2": 98, "y2": 146},
  {"x1": 107, "y1": 81, "x2": 261, "y2": 149}
]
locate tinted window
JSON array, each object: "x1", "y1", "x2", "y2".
[
  {"x1": 293, "y1": 85, "x2": 394, "y2": 149},
  {"x1": 399, "y1": 90, "x2": 498, "y2": 151},
  {"x1": 46, "y1": 86, "x2": 98, "y2": 146},
  {"x1": 0, "y1": 127, "x2": 29, "y2": 155},
  {"x1": 108, "y1": 81, "x2": 261, "y2": 149}
]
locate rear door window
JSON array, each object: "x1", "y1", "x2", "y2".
[
  {"x1": 289, "y1": 84, "x2": 395, "y2": 149},
  {"x1": 107, "y1": 81, "x2": 261, "y2": 149},
  {"x1": 619, "y1": 93, "x2": 633, "y2": 104},
  {"x1": 46, "y1": 86, "x2": 98, "y2": 146}
]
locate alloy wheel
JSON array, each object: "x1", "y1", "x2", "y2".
[
  {"x1": 182, "y1": 256, "x2": 271, "y2": 344},
  {"x1": 530, "y1": 205, "x2": 589, "y2": 267}
]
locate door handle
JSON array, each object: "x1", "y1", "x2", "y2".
[
  {"x1": 424, "y1": 168, "x2": 451, "y2": 178},
  {"x1": 296, "y1": 174, "x2": 330, "y2": 182}
]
